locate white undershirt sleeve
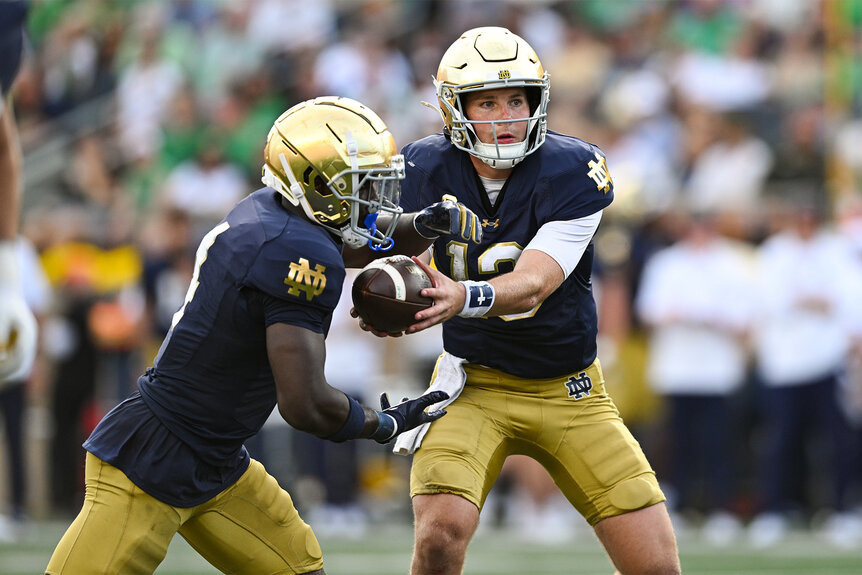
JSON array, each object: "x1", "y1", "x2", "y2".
[{"x1": 523, "y1": 211, "x2": 603, "y2": 278}]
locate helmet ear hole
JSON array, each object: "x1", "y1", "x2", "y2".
[{"x1": 313, "y1": 175, "x2": 331, "y2": 196}]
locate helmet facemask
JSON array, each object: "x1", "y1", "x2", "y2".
[
  {"x1": 263, "y1": 147, "x2": 404, "y2": 250},
  {"x1": 330, "y1": 146, "x2": 404, "y2": 250},
  {"x1": 437, "y1": 78, "x2": 549, "y2": 170}
]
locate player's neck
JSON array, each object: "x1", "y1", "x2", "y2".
[{"x1": 469, "y1": 154, "x2": 512, "y2": 180}]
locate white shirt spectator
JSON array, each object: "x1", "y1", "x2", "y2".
[
  {"x1": 160, "y1": 157, "x2": 247, "y2": 222},
  {"x1": 116, "y1": 38, "x2": 184, "y2": 161},
  {"x1": 637, "y1": 225, "x2": 755, "y2": 395},
  {"x1": 685, "y1": 129, "x2": 774, "y2": 213},
  {"x1": 753, "y1": 224, "x2": 862, "y2": 386}
]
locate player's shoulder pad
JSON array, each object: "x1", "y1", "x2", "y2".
[
  {"x1": 240, "y1": 189, "x2": 345, "y2": 307},
  {"x1": 539, "y1": 132, "x2": 607, "y2": 176},
  {"x1": 528, "y1": 132, "x2": 614, "y2": 221},
  {"x1": 401, "y1": 133, "x2": 459, "y2": 174},
  {"x1": 539, "y1": 132, "x2": 614, "y2": 195}
]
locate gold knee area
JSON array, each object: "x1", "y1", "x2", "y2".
[
  {"x1": 607, "y1": 475, "x2": 664, "y2": 512},
  {"x1": 412, "y1": 460, "x2": 482, "y2": 507}
]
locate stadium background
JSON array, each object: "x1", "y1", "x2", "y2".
[{"x1": 2, "y1": 0, "x2": 862, "y2": 573}]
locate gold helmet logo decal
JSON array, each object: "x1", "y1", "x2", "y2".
[{"x1": 498, "y1": 70, "x2": 511, "y2": 80}]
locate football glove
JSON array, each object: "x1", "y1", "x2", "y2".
[
  {"x1": 371, "y1": 390, "x2": 449, "y2": 444},
  {"x1": 0, "y1": 241, "x2": 38, "y2": 385},
  {"x1": 413, "y1": 194, "x2": 482, "y2": 244}
]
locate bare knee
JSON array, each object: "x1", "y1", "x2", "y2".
[{"x1": 412, "y1": 494, "x2": 478, "y2": 575}]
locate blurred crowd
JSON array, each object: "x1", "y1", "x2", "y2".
[{"x1": 2, "y1": 0, "x2": 862, "y2": 550}]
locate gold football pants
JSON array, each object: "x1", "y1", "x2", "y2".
[
  {"x1": 46, "y1": 453, "x2": 323, "y2": 575},
  {"x1": 411, "y1": 358, "x2": 665, "y2": 525}
]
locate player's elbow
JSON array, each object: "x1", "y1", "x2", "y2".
[
  {"x1": 278, "y1": 394, "x2": 345, "y2": 437},
  {"x1": 278, "y1": 403, "x2": 326, "y2": 435},
  {"x1": 508, "y1": 282, "x2": 546, "y2": 314},
  {"x1": 521, "y1": 291, "x2": 543, "y2": 312}
]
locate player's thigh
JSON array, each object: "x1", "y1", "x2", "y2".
[
  {"x1": 46, "y1": 453, "x2": 180, "y2": 575},
  {"x1": 180, "y1": 458, "x2": 323, "y2": 575},
  {"x1": 534, "y1": 366, "x2": 665, "y2": 525},
  {"x1": 410, "y1": 385, "x2": 509, "y2": 510},
  {"x1": 593, "y1": 502, "x2": 680, "y2": 575}
]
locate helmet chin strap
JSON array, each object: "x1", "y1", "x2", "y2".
[{"x1": 473, "y1": 140, "x2": 528, "y2": 169}]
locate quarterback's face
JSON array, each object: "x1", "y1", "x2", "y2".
[{"x1": 462, "y1": 87, "x2": 530, "y2": 145}]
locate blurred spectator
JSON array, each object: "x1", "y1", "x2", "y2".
[
  {"x1": 188, "y1": 4, "x2": 265, "y2": 114},
  {"x1": 636, "y1": 209, "x2": 755, "y2": 545},
  {"x1": 682, "y1": 111, "x2": 774, "y2": 238},
  {"x1": 139, "y1": 207, "x2": 195, "y2": 343},
  {"x1": 748, "y1": 197, "x2": 862, "y2": 548},
  {"x1": 157, "y1": 129, "x2": 248, "y2": 235},
  {"x1": 115, "y1": 23, "x2": 184, "y2": 162},
  {"x1": 247, "y1": 0, "x2": 336, "y2": 56},
  {"x1": 669, "y1": 29, "x2": 772, "y2": 113}
]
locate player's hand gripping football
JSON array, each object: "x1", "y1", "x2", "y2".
[
  {"x1": 371, "y1": 390, "x2": 449, "y2": 443},
  {"x1": 413, "y1": 194, "x2": 482, "y2": 244}
]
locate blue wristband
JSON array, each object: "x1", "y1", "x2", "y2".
[
  {"x1": 325, "y1": 395, "x2": 366, "y2": 442},
  {"x1": 370, "y1": 412, "x2": 397, "y2": 443},
  {"x1": 458, "y1": 280, "x2": 495, "y2": 318}
]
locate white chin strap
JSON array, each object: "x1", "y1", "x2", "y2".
[{"x1": 473, "y1": 140, "x2": 528, "y2": 170}]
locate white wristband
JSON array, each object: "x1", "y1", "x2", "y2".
[
  {"x1": 0, "y1": 240, "x2": 19, "y2": 289},
  {"x1": 458, "y1": 280, "x2": 495, "y2": 318}
]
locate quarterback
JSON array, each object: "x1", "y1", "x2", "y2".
[
  {"x1": 45, "y1": 97, "x2": 481, "y2": 575},
  {"x1": 385, "y1": 27, "x2": 681, "y2": 575}
]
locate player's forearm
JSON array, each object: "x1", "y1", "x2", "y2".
[
  {"x1": 474, "y1": 250, "x2": 565, "y2": 317},
  {"x1": 0, "y1": 109, "x2": 22, "y2": 240},
  {"x1": 482, "y1": 271, "x2": 545, "y2": 316},
  {"x1": 342, "y1": 213, "x2": 434, "y2": 268}
]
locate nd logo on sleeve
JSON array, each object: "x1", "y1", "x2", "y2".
[
  {"x1": 284, "y1": 258, "x2": 327, "y2": 301},
  {"x1": 587, "y1": 152, "x2": 613, "y2": 194}
]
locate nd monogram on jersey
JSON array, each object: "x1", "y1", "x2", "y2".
[
  {"x1": 84, "y1": 189, "x2": 346, "y2": 507},
  {"x1": 400, "y1": 131, "x2": 614, "y2": 379},
  {"x1": 284, "y1": 258, "x2": 327, "y2": 301}
]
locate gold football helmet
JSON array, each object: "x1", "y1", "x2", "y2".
[
  {"x1": 435, "y1": 27, "x2": 550, "y2": 169},
  {"x1": 261, "y1": 97, "x2": 405, "y2": 249}
]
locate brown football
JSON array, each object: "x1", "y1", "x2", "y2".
[{"x1": 352, "y1": 255, "x2": 433, "y2": 333}]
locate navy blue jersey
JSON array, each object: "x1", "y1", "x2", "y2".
[
  {"x1": 85, "y1": 189, "x2": 346, "y2": 506},
  {"x1": 0, "y1": 0, "x2": 28, "y2": 95},
  {"x1": 400, "y1": 132, "x2": 613, "y2": 379}
]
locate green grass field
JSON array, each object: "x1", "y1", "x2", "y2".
[{"x1": 3, "y1": 519, "x2": 861, "y2": 575}]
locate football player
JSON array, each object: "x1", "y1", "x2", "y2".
[
  {"x1": 0, "y1": 0, "x2": 38, "y2": 385},
  {"x1": 376, "y1": 27, "x2": 681, "y2": 575},
  {"x1": 45, "y1": 96, "x2": 482, "y2": 575}
]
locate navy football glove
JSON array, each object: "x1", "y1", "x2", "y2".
[
  {"x1": 371, "y1": 390, "x2": 449, "y2": 444},
  {"x1": 413, "y1": 194, "x2": 482, "y2": 244}
]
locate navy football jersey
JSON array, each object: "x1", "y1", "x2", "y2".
[
  {"x1": 400, "y1": 132, "x2": 613, "y2": 379},
  {"x1": 85, "y1": 189, "x2": 346, "y2": 506}
]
